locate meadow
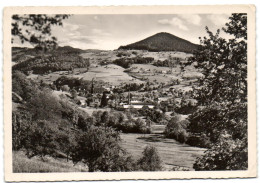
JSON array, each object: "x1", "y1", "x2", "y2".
[
  {"x1": 13, "y1": 151, "x2": 88, "y2": 173},
  {"x1": 120, "y1": 133, "x2": 206, "y2": 171}
]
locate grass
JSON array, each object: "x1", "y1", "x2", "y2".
[
  {"x1": 13, "y1": 151, "x2": 88, "y2": 173},
  {"x1": 76, "y1": 64, "x2": 144, "y2": 85},
  {"x1": 12, "y1": 132, "x2": 205, "y2": 172},
  {"x1": 120, "y1": 133, "x2": 206, "y2": 171},
  {"x1": 26, "y1": 50, "x2": 200, "y2": 88}
]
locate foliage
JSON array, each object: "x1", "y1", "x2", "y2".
[
  {"x1": 137, "y1": 146, "x2": 162, "y2": 171},
  {"x1": 92, "y1": 110, "x2": 150, "y2": 134},
  {"x1": 139, "y1": 106, "x2": 165, "y2": 123},
  {"x1": 187, "y1": 13, "x2": 248, "y2": 170},
  {"x1": 12, "y1": 71, "x2": 38, "y2": 101},
  {"x1": 13, "y1": 53, "x2": 90, "y2": 75},
  {"x1": 71, "y1": 89, "x2": 78, "y2": 99},
  {"x1": 193, "y1": 132, "x2": 247, "y2": 170},
  {"x1": 12, "y1": 72, "x2": 141, "y2": 171},
  {"x1": 12, "y1": 14, "x2": 69, "y2": 50},
  {"x1": 121, "y1": 83, "x2": 144, "y2": 92},
  {"x1": 26, "y1": 89, "x2": 63, "y2": 121},
  {"x1": 23, "y1": 119, "x2": 59, "y2": 159},
  {"x1": 12, "y1": 110, "x2": 32, "y2": 150},
  {"x1": 153, "y1": 57, "x2": 181, "y2": 67},
  {"x1": 164, "y1": 116, "x2": 190, "y2": 143},
  {"x1": 71, "y1": 126, "x2": 135, "y2": 172},
  {"x1": 114, "y1": 56, "x2": 154, "y2": 68},
  {"x1": 100, "y1": 92, "x2": 108, "y2": 107},
  {"x1": 188, "y1": 18, "x2": 247, "y2": 105}
]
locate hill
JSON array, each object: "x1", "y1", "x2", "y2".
[
  {"x1": 12, "y1": 46, "x2": 85, "y2": 57},
  {"x1": 12, "y1": 46, "x2": 87, "y2": 64},
  {"x1": 12, "y1": 46, "x2": 90, "y2": 74},
  {"x1": 118, "y1": 32, "x2": 198, "y2": 53}
]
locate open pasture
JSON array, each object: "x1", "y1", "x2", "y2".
[{"x1": 120, "y1": 133, "x2": 205, "y2": 171}]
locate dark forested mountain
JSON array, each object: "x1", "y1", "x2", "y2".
[{"x1": 119, "y1": 32, "x2": 198, "y2": 53}]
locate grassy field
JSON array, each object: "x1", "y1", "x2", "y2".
[
  {"x1": 26, "y1": 50, "x2": 201, "y2": 87},
  {"x1": 74, "y1": 64, "x2": 144, "y2": 85},
  {"x1": 13, "y1": 151, "x2": 88, "y2": 173},
  {"x1": 120, "y1": 133, "x2": 206, "y2": 171}
]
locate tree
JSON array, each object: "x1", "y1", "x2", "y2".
[
  {"x1": 194, "y1": 132, "x2": 247, "y2": 170},
  {"x1": 12, "y1": 14, "x2": 70, "y2": 50},
  {"x1": 164, "y1": 116, "x2": 189, "y2": 143},
  {"x1": 137, "y1": 146, "x2": 162, "y2": 171},
  {"x1": 71, "y1": 126, "x2": 134, "y2": 172},
  {"x1": 12, "y1": 110, "x2": 32, "y2": 150},
  {"x1": 71, "y1": 89, "x2": 78, "y2": 99},
  {"x1": 12, "y1": 71, "x2": 38, "y2": 101},
  {"x1": 26, "y1": 89, "x2": 62, "y2": 121},
  {"x1": 100, "y1": 92, "x2": 108, "y2": 107},
  {"x1": 188, "y1": 15, "x2": 247, "y2": 105},
  {"x1": 23, "y1": 120, "x2": 58, "y2": 159},
  {"x1": 188, "y1": 13, "x2": 248, "y2": 170}
]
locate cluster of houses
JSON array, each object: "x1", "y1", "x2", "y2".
[{"x1": 74, "y1": 82, "x2": 198, "y2": 114}]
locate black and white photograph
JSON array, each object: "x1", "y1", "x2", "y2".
[{"x1": 3, "y1": 5, "x2": 256, "y2": 181}]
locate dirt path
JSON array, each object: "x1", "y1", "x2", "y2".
[{"x1": 120, "y1": 133, "x2": 206, "y2": 171}]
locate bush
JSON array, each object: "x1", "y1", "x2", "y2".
[
  {"x1": 186, "y1": 133, "x2": 211, "y2": 148},
  {"x1": 12, "y1": 71, "x2": 38, "y2": 101},
  {"x1": 137, "y1": 146, "x2": 162, "y2": 171},
  {"x1": 26, "y1": 89, "x2": 63, "y2": 121},
  {"x1": 164, "y1": 116, "x2": 190, "y2": 143},
  {"x1": 193, "y1": 133, "x2": 248, "y2": 170},
  {"x1": 92, "y1": 111, "x2": 150, "y2": 134},
  {"x1": 12, "y1": 111, "x2": 32, "y2": 150},
  {"x1": 71, "y1": 126, "x2": 134, "y2": 172},
  {"x1": 23, "y1": 120, "x2": 59, "y2": 159}
]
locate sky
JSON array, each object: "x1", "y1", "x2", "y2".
[{"x1": 14, "y1": 14, "x2": 232, "y2": 50}]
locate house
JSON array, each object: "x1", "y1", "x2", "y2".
[
  {"x1": 158, "y1": 97, "x2": 169, "y2": 104},
  {"x1": 123, "y1": 102, "x2": 155, "y2": 109},
  {"x1": 162, "y1": 70, "x2": 167, "y2": 74}
]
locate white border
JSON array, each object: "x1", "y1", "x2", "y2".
[{"x1": 2, "y1": 4, "x2": 257, "y2": 182}]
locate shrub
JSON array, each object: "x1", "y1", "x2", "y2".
[
  {"x1": 26, "y1": 89, "x2": 62, "y2": 121},
  {"x1": 12, "y1": 111, "x2": 32, "y2": 150},
  {"x1": 71, "y1": 126, "x2": 134, "y2": 172},
  {"x1": 164, "y1": 116, "x2": 190, "y2": 143},
  {"x1": 12, "y1": 71, "x2": 38, "y2": 101},
  {"x1": 137, "y1": 146, "x2": 162, "y2": 171},
  {"x1": 23, "y1": 120, "x2": 59, "y2": 159},
  {"x1": 193, "y1": 132, "x2": 248, "y2": 170},
  {"x1": 186, "y1": 133, "x2": 211, "y2": 148}
]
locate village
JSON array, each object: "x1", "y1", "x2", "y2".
[{"x1": 51, "y1": 70, "x2": 198, "y2": 126}]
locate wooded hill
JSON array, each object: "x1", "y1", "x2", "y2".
[{"x1": 119, "y1": 32, "x2": 198, "y2": 53}]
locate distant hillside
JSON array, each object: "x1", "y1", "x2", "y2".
[
  {"x1": 12, "y1": 46, "x2": 85, "y2": 56},
  {"x1": 12, "y1": 46, "x2": 86, "y2": 63},
  {"x1": 56, "y1": 46, "x2": 86, "y2": 54},
  {"x1": 119, "y1": 32, "x2": 198, "y2": 53},
  {"x1": 12, "y1": 46, "x2": 90, "y2": 74}
]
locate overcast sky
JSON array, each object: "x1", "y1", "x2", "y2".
[{"x1": 15, "y1": 14, "x2": 232, "y2": 50}]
